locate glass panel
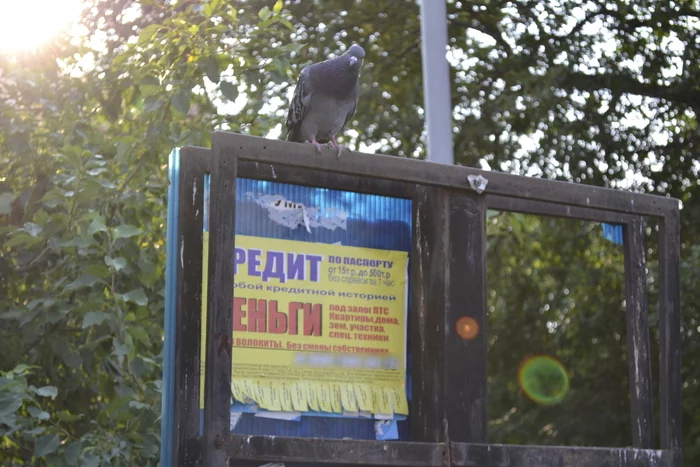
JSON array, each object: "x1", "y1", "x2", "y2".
[{"x1": 202, "y1": 176, "x2": 413, "y2": 441}]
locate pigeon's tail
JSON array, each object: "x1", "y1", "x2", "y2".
[{"x1": 285, "y1": 125, "x2": 303, "y2": 143}]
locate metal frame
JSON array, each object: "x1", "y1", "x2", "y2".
[{"x1": 166, "y1": 132, "x2": 682, "y2": 466}]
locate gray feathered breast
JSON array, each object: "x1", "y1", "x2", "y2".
[{"x1": 286, "y1": 44, "x2": 365, "y2": 144}]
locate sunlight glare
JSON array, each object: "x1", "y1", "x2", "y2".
[{"x1": 0, "y1": 0, "x2": 83, "y2": 53}]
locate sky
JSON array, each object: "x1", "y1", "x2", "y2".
[{"x1": 0, "y1": 0, "x2": 83, "y2": 52}]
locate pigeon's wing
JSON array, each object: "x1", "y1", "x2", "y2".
[
  {"x1": 285, "y1": 67, "x2": 313, "y2": 142},
  {"x1": 338, "y1": 81, "x2": 360, "y2": 134}
]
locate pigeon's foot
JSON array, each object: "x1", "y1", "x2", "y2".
[
  {"x1": 330, "y1": 137, "x2": 347, "y2": 159},
  {"x1": 305, "y1": 138, "x2": 323, "y2": 155}
]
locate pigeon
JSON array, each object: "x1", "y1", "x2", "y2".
[{"x1": 285, "y1": 44, "x2": 365, "y2": 158}]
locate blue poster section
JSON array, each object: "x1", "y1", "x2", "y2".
[{"x1": 206, "y1": 177, "x2": 413, "y2": 441}]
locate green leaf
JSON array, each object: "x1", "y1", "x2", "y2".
[
  {"x1": 220, "y1": 81, "x2": 238, "y2": 101},
  {"x1": 28, "y1": 406, "x2": 50, "y2": 420},
  {"x1": 105, "y1": 256, "x2": 127, "y2": 271},
  {"x1": 273, "y1": 0, "x2": 284, "y2": 13},
  {"x1": 5, "y1": 231, "x2": 41, "y2": 248},
  {"x1": 24, "y1": 222, "x2": 43, "y2": 237},
  {"x1": 203, "y1": 57, "x2": 220, "y2": 83},
  {"x1": 258, "y1": 6, "x2": 272, "y2": 21},
  {"x1": 171, "y1": 92, "x2": 191, "y2": 115},
  {"x1": 59, "y1": 236, "x2": 93, "y2": 248},
  {"x1": 129, "y1": 357, "x2": 148, "y2": 377},
  {"x1": 227, "y1": 6, "x2": 238, "y2": 22},
  {"x1": 114, "y1": 224, "x2": 142, "y2": 239},
  {"x1": 82, "y1": 311, "x2": 107, "y2": 328},
  {"x1": 12, "y1": 364, "x2": 35, "y2": 374},
  {"x1": 259, "y1": 17, "x2": 278, "y2": 28},
  {"x1": 120, "y1": 288, "x2": 149, "y2": 306},
  {"x1": 138, "y1": 256, "x2": 159, "y2": 287},
  {"x1": 112, "y1": 51, "x2": 129, "y2": 66},
  {"x1": 204, "y1": 2, "x2": 214, "y2": 17},
  {"x1": 85, "y1": 263, "x2": 110, "y2": 279},
  {"x1": 34, "y1": 434, "x2": 60, "y2": 457},
  {"x1": 86, "y1": 167, "x2": 106, "y2": 176},
  {"x1": 128, "y1": 325, "x2": 151, "y2": 346},
  {"x1": 117, "y1": 333, "x2": 135, "y2": 358},
  {"x1": 46, "y1": 309, "x2": 68, "y2": 324},
  {"x1": 97, "y1": 178, "x2": 118, "y2": 190},
  {"x1": 87, "y1": 218, "x2": 107, "y2": 236},
  {"x1": 88, "y1": 154, "x2": 106, "y2": 167},
  {"x1": 144, "y1": 77, "x2": 165, "y2": 92},
  {"x1": 143, "y1": 97, "x2": 163, "y2": 113},
  {"x1": 116, "y1": 141, "x2": 131, "y2": 158},
  {"x1": 27, "y1": 426, "x2": 46, "y2": 435},
  {"x1": 276, "y1": 42, "x2": 305, "y2": 56},
  {"x1": 0, "y1": 392, "x2": 23, "y2": 417},
  {"x1": 129, "y1": 400, "x2": 150, "y2": 410},
  {"x1": 62, "y1": 347, "x2": 83, "y2": 369},
  {"x1": 204, "y1": 0, "x2": 222, "y2": 17},
  {"x1": 56, "y1": 410, "x2": 82, "y2": 423},
  {"x1": 273, "y1": 57, "x2": 289, "y2": 76},
  {"x1": 106, "y1": 394, "x2": 130, "y2": 415},
  {"x1": 76, "y1": 180, "x2": 104, "y2": 204},
  {"x1": 82, "y1": 454, "x2": 100, "y2": 467},
  {"x1": 64, "y1": 441, "x2": 82, "y2": 466},
  {"x1": 0, "y1": 192, "x2": 15, "y2": 215},
  {"x1": 34, "y1": 386, "x2": 58, "y2": 398},
  {"x1": 138, "y1": 24, "x2": 161, "y2": 47},
  {"x1": 279, "y1": 18, "x2": 294, "y2": 31},
  {"x1": 65, "y1": 274, "x2": 98, "y2": 291}
]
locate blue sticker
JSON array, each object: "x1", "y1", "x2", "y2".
[
  {"x1": 601, "y1": 223, "x2": 623, "y2": 245},
  {"x1": 375, "y1": 420, "x2": 399, "y2": 441}
]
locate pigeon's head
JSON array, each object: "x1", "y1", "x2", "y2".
[{"x1": 345, "y1": 44, "x2": 365, "y2": 73}]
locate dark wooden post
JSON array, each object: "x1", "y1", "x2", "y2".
[
  {"x1": 658, "y1": 209, "x2": 682, "y2": 460},
  {"x1": 444, "y1": 193, "x2": 488, "y2": 443},
  {"x1": 411, "y1": 185, "x2": 449, "y2": 443},
  {"x1": 623, "y1": 217, "x2": 654, "y2": 448},
  {"x1": 173, "y1": 148, "x2": 209, "y2": 466},
  {"x1": 411, "y1": 187, "x2": 488, "y2": 447},
  {"x1": 203, "y1": 133, "x2": 238, "y2": 466}
]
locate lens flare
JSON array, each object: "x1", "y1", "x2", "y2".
[
  {"x1": 518, "y1": 355, "x2": 569, "y2": 405},
  {"x1": 455, "y1": 316, "x2": 479, "y2": 340}
]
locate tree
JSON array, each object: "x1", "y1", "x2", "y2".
[{"x1": 0, "y1": 0, "x2": 296, "y2": 464}]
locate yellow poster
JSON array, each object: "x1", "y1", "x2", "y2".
[{"x1": 200, "y1": 234, "x2": 409, "y2": 417}]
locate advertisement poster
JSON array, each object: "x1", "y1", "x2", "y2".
[{"x1": 199, "y1": 180, "x2": 410, "y2": 422}]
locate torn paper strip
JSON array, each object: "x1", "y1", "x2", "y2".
[
  {"x1": 230, "y1": 411, "x2": 243, "y2": 430},
  {"x1": 467, "y1": 174, "x2": 489, "y2": 194},
  {"x1": 246, "y1": 193, "x2": 348, "y2": 233}
]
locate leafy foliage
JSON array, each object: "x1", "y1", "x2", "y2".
[
  {"x1": 0, "y1": 0, "x2": 698, "y2": 465},
  {"x1": 487, "y1": 214, "x2": 632, "y2": 446},
  {"x1": 0, "y1": 0, "x2": 296, "y2": 464}
]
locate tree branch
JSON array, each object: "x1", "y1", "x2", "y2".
[{"x1": 553, "y1": 69, "x2": 698, "y2": 110}]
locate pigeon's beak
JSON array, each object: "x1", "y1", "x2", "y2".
[{"x1": 349, "y1": 55, "x2": 363, "y2": 72}]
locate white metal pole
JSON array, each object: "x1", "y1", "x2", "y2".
[{"x1": 418, "y1": 0, "x2": 454, "y2": 165}]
